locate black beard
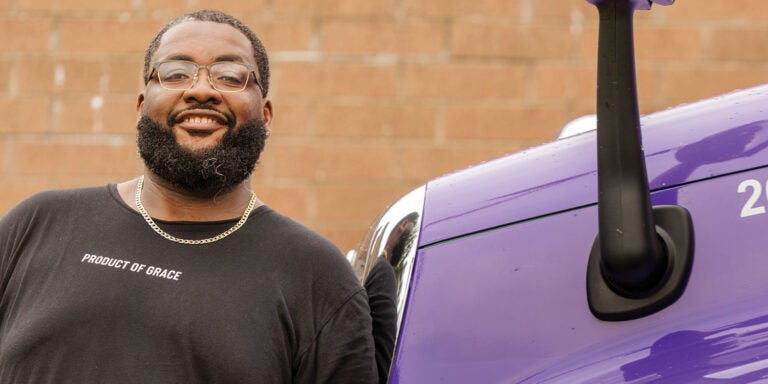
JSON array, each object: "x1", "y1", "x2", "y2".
[{"x1": 136, "y1": 114, "x2": 267, "y2": 197}]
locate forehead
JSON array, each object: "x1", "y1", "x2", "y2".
[{"x1": 152, "y1": 20, "x2": 255, "y2": 66}]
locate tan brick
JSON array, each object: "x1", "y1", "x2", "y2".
[
  {"x1": 141, "y1": 0, "x2": 187, "y2": 10},
  {"x1": 270, "y1": 99, "x2": 313, "y2": 137},
  {"x1": 452, "y1": 24, "x2": 571, "y2": 59},
  {"x1": 315, "y1": 103, "x2": 435, "y2": 139},
  {"x1": 250, "y1": 182, "x2": 309, "y2": 222},
  {"x1": 314, "y1": 183, "x2": 410, "y2": 221},
  {"x1": 16, "y1": 58, "x2": 56, "y2": 94},
  {"x1": 254, "y1": 144, "x2": 276, "y2": 177},
  {"x1": 18, "y1": 58, "x2": 99, "y2": 94},
  {"x1": 0, "y1": 17, "x2": 54, "y2": 53},
  {"x1": 107, "y1": 59, "x2": 145, "y2": 94},
  {"x1": 186, "y1": 0, "x2": 267, "y2": 13},
  {"x1": 534, "y1": 63, "x2": 596, "y2": 101},
  {"x1": 579, "y1": 24, "x2": 702, "y2": 62},
  {"x1": 48, "y1": 175, "x2": 125, "y2": 190},
  {"x1": 103, "y1": 99, "x2": 138, "y2": 135},
  {"x1": 0, "y1": 140, "x2": 6, "y2": 171},
  {"x1": 634, "y1": 66, "x2": 662, "y2": 114},
  {"x1": 53, "y1": 97, "x2": 96, "y2": 133},
  {"x1": 277, "y1": 62, "x2": 397, "y2": 98},
  {"x1": 634, "y1": 26, "x2": 702, "y2": 61},
  {"x1": 0, "y1": 97, "x2": 50, "y2": 134},
  {"x1": 55, "y1": 95, "x2": 137, "y2": 134},
  {"x1": 534, "y1": 0, "x2": 597, "y2": 22},
  {"x1": 55, "y1": 174, "x2": 147, "y2": 190},
  {"x1": 143, "y1": 0, "x2": 267, "y2": 12},
  {"x1": 536, "y1": 63, "x2": 658, "y2": 110},
  {"x1": 403, "y1": 0, "x2": 522, "y2": 19},
  {"x1": 569, "y1": 101, "x2": 597, "y2": 120},
  {"x1": 59, "y1": 18, "x2": 162, "y2": 54},
  {"x1": 322, "y1": 20, "x2": 444, "y2": 56},
  {"x1": 0, "y1": 177, "x2": 53, "y2": 215},
  {"x1": 243, "y1": 18, "x2": 314, "y2": 53},
  {"x1": 269, "y1": 142, "x2": 397, "y2": 180},
  {"x1": 16, "y1": 0, "x2": 133, "y2": 11},
  {"x1": 664, "y1": 0, "x2": 768, "y2": 21},
  {"x1": 399, "y1": 144, "x2": 522, "y2": 180},
  {"x1": 0, "y1": 58, "x2": 11, "y2": 94},
  {"x1": 444, "y1": 105, "x2": 564, "y2": 141},
  {"x1": 273, "y1": 0, "x2": 395, "y2": 17},
  {"x1": 710, "y1": 27, "x2": 768, "y2": 62},
  {"x1": 578, "y1": 26, "x2": 599, "y2": 60},
  {"x1": 404, "y1": 63, "x2": 527, "y2": 100},
  {"x1": 661, "y1": 66, "x2": 768, "y2": 106},
  {"x1": 12, "y1": 139, "x2": 139, "y2": 176}
]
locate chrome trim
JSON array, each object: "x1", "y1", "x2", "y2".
[{"x1": 347, "y1": 185, "x2": 426, "y2": 379}]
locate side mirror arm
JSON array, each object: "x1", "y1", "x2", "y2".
[{"x1": 585, "y1": 0, "x2": 694, "y2": 321}]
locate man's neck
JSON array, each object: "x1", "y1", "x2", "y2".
[{"x1": 117, "y1": 172, "x2": 261, "y2": 222}]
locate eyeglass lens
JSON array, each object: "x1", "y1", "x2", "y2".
[{"x1": 157, "y1": 61, "x2": 251, "y2": 92}]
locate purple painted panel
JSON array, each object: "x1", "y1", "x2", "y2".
[
  {"x1": 392, "y1": 166, "x2": 768, "y2": 383},
  {"x1": 420, "y1": 85, "x2": 768, "y2": 246}
]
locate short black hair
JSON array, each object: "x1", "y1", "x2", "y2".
[{"x1": 142, "y1": 9, "x2": 270, "y2": 97}]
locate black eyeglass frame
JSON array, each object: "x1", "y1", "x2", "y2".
[{"x1": 149, "y1": 60, "x2": 262, "y2": 93}]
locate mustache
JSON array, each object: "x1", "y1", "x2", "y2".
[{"x1": 167, "y1": 104, "x2": 236, "y2": 129}]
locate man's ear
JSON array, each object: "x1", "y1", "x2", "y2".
[
  {"x1": 136, "y1": 93, "x2": 145, "y2": 123},
  {"x1": 261, "y1": 100, "x2": 274, "y2": 128}
]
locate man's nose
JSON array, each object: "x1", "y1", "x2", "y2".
[{"x1": 184, "y1": 69, "x2": 221, "y2": 103}]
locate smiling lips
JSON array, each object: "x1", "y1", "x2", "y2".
[{"x1": 174, "y1": 110, "x2": 229, "y2": 134}]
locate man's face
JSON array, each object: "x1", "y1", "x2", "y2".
[{"x1": 137, "y1": 20, "x2": 272, "y2": 194}]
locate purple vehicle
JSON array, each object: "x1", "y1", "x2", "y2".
[{"x1": 348, "y1": 0, "x2": 768, "y2": 382}]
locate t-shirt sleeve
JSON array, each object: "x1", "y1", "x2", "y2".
[
  {"x1": 0, "y1": 197, "x2": 37, "y2": 301},
  {"x1": 294, "y1": 288, "x2": 377, "y2": 384}
]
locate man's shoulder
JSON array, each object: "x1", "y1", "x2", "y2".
[
  {"x1": 252, "y1": 206, "x2": 361, "y2": 288},
  {"x1": 254, "y1": 206, "x2": 343, "y2": 255},
  {"x1": 19, "y1": 185, "x2": 110, "y2": 207},
  {"x1": 4, "y1": 185, "x2": 115, "y2": 221}
]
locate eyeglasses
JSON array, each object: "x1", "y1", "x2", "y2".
[{"x1": 150, "y1": 60, "x2": 261, "y2": 93}]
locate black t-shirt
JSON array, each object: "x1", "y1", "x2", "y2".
[{"x1": 0, "y1": 185, "x2": 376, "y2": 383}]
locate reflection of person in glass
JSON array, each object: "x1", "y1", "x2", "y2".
[{"x1": 365, "y1": 212, "x2": 419, "y2": 383}]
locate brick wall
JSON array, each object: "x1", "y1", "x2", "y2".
[{"x1": 2, "y1": 0, "x2": 768, "y2": 252}]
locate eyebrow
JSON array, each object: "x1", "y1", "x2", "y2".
[{"x1": 162, "y1": 54, "x2": 249, "y2": 64}]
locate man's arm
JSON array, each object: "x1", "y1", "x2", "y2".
[{"x1": 294, "y1": 289, "x2": 377, "y2": 383}]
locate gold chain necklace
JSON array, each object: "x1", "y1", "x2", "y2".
[{"x1": 134, "y1": 175, "x2": 257, "y2": 245}]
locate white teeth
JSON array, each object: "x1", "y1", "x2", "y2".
[{"x1": 184, "y1": 116, "x2": 217, "y2": 124}]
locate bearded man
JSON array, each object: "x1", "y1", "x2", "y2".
[{"x1": 0, "y1": 10, "x2": 376, "y2": 383}]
